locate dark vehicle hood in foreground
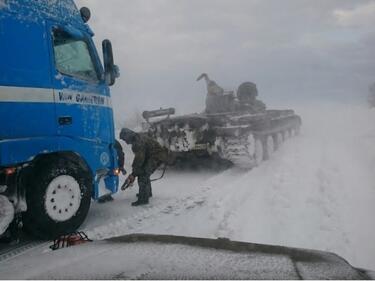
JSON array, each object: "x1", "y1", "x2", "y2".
[{"x1": 0, "y1": 234, "x2": 373, "y2": 279}]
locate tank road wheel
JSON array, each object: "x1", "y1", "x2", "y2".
[
  {"x1": 275, "y1": 133, "x2": 283, "y2": 149},
  {"x1": 254, "y1": 138, "x2": 264, "y2": 166},
  {"x1": 247, "y1": 134, "x2": 264, "y2": 168},
  {"x1": 263, "y1": 135, "x2": 274, "y2": 160},
  {"x1": 283, "y1": 130, "x2": 290, "y2": 140},
  {"x1": 23, "y1": 156, "x2": 92, "y2": 239},
  {"x1": 294, "y1": 125, "x2": 301, "y2": 135}
]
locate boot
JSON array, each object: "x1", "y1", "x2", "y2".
[
  {"x1": 136, "y1": 192, "x2": 152, "y2": 198},
  {"x1": 98, "y1": 194, "x2": 114, "y2": 203},
  {"x1": 131, "y1": 198, "x2": 149, "y2": 206}
]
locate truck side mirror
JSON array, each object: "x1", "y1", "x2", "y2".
[
  {"x1": 102, "y1": 39, "x2": 120, "y2": 86},
  {"x1": 80, "y1": 7, "x2": 91, "y2": 23}
]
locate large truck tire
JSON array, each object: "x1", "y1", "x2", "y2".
[{"x1": 23, "y1": 156, "x2": 92, "y2": 240}]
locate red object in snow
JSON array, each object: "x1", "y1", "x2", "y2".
[{"x1": 50, "y1": 231, "x2": 92, "y2": 250}]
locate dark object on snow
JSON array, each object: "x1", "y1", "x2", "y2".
[
  {"x1": 121, "y1": 177, "x2": 134, "y2": 191},
  {"x1": 50, "y1": 231, "x2": 92, "y2": 251},
  {"x1": 97, "y1": 194, "x2": 114, "y2": 204},
  {"x1": 131, "y1": 199, "x2": 148, "y2": 206},
  {"x1": 120, "y1": 128, "x2": 169, "y2": 205}
]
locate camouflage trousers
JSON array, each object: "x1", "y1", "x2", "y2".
[{"x1": 137, "y1": 158, "x2": 162, "y2": 202}]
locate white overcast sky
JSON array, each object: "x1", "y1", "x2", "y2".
[{"x1": 76, "y1": 0, "x2": 375, "y2": 123}]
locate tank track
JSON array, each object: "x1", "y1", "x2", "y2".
[
  {"x1": 220, "y1": 134, "x2": 257, "y2": 169},
  {"x1": 220, "y1": 125, "x2": 300, "y2": 169}
]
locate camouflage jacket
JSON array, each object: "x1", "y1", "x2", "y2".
[{"x1": 131, "y1": 134, "x2": 168, "y2": 176}]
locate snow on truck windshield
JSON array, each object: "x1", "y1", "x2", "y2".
[{"x1": 1, "y1": 0, "x2": 375, "y2": 279}]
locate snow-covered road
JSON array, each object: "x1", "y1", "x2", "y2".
[{"x1": 82, "y1": 103, "x2": 375, "y2": 270}]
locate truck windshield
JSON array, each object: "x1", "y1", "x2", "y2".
[{"x1": 53, "y1": 29, "x2": 99, "y2": 82}]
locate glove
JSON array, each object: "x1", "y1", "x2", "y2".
[
  {"x1": 127, "y1": 174, "x2": 135, "y2": 184},
  {"x1": 121, "y1": 174, "x2": 136, "y2": 191}
]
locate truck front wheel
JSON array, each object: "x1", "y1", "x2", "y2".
[{"x1": 23, "y1": 157, "x2": 92, "y2": 239}]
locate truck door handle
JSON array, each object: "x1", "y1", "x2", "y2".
[{"x1": 58, "y1": 116, "x2": 73, "y2": 125}]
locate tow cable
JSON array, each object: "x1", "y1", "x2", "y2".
[{"x1": 151, "y1": 164, "x2": 167, "y2": 182}]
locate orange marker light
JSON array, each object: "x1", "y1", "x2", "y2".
[{"x1": 5, "y1": 167, "x2": 16, "y2": 176}]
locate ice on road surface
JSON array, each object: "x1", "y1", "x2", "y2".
[{"x1": 82, "y1": 103, "x2": 375, "y2": 270}]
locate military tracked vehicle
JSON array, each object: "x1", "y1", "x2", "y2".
[{"x1": 141, "y1": 79, "x2": 301, "y2": 169}]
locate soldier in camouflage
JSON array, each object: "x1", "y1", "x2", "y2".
[{"x1": 120, "y1": 128, "x2": 168, "y2": 206}]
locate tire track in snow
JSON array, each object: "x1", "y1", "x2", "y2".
[
  {"x1": 85, "y1": 107, "x2": 375, "y2": 268},
  {"x1": 87, "y1": 196, "x2": 200, "y2": 239},
  {"x1": 0, "y1": 241, "x2": 47, "y2": 263},
  {"x1": 84, "y1": 170, "x2": 236, "y2": 240},
  {"x1": 265, "y1": 136, "x2": 351, "y2": 258},
  {"x1": 208, "y1": 131, "x2": 353, "y2": 263},
  {"x1": 210, "y1": 137, "x2": 302, "y2": 240},
  {"x1": 85, "y1": 194, "x2": 206, "y2": 239}
]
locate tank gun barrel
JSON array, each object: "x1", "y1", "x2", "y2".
[{"x1": 142, "y1": 108, "x2": 176, "y2": 121}]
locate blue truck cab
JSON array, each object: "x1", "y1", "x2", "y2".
[{"x1": 0, "y1": 0, "x2": 122, "y2": 238}]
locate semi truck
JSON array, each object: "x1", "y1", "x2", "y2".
[{"x1": 0, "y1": 0, "x2": 122, "y2": 239}]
